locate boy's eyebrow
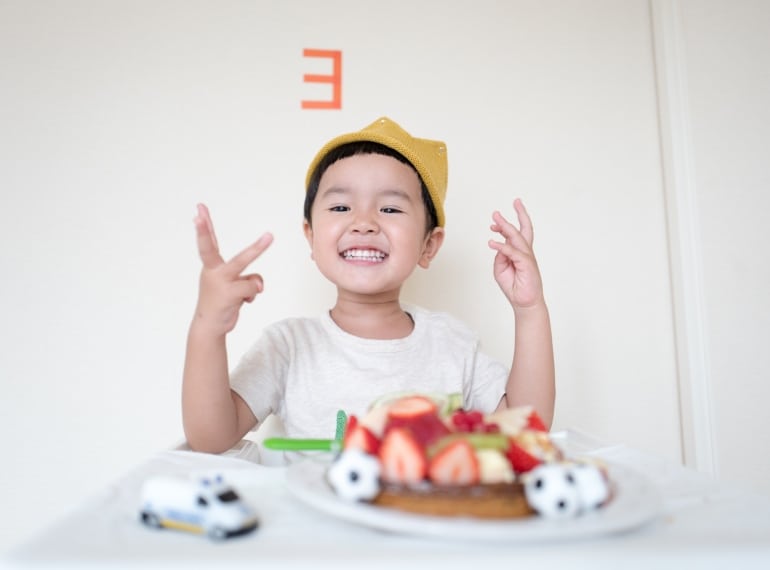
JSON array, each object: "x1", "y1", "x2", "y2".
[
  {"x1": 319, "y1": 186, "x2": 415, "y2": 202},
  {"x1": 378, "y1": 188, "x2": 415, "y2": 202},
  {"x1": 318, "y1": 186, "x2": 350, "y2": 199}
]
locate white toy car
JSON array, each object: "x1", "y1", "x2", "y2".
[{"x1": 139, "y1": 475, "x2": 258, "y2": 540}]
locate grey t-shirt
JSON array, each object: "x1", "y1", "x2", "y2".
[{"x1": 230, "y1": 305, "x2": 508, "y2": 439}]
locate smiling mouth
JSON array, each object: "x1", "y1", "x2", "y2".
[{"x1": 340, "y1": 248, "x2": 387, "y2": 262}]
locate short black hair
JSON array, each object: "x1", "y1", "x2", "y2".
[{"x1": 304, "y1": 141, "x2": 439, "y2": 234}]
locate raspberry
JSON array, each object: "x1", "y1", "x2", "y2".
[
  {"x1": 450, "y1": 410, "x2": 472, "y2": 432},
  {"x1": 466, "y1": 410, "x2": 483, "y2": 427},
  {"x1": 450, "y1": 410, "x2": 499, "y2": 434}
]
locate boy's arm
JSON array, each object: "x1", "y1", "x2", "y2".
[
  {"x1": 488, "y1": 199, "x2": 555, "y2": 427},
  {"x1": 182, "y1": 323, "x2": 256, "y2": 452},
  {"x1": 500, "y1": 302, "x2": 555, "y2": 426},
  {"x1": 182, "y1": 204, "x2": 273, "y2": 452}
]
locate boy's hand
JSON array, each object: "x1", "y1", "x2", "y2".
[
  {"x1": 193, "y1": 203, "x2": 273, "y2": 336},
  {"x1": 488, "y1": 199, "x2": 544, "y2": 310}
]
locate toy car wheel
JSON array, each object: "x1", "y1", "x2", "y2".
[
  {"x1": 141, "y1": 511, "x2": 162, "y2": 528},
  {"x1": 209, "y1": 526, "x2": 227, "y2": 540}
]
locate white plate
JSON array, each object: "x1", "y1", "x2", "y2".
[{"x1": 285, "y1": 457, "x2": 663, "y2": 542}]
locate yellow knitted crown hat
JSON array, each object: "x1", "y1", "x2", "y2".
[{"x1": 305, "y1": 117, "x2": 448, "y2": 227}]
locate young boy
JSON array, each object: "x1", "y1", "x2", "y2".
[{"x1": 182, "y1": 117, "x2": 554, "y2": 454}]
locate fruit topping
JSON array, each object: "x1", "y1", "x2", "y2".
[
  {"x1": 386, "y1": 395, "x2": 438, "y2": 419},
  {"x1": 505, "y1": 439, "x2": 542, "y2": 473},
  {"x1": 476, "y1": 448, "x2": 515, "y2": 484},
  {"x1": 484, "y1": 405, "x2": 550, "y2": 435},
  {"x1": 428, "y1": 432, "x2": 509, "y2": 457},
  {"x1": 427, "y1": 439, "x2": 480, "y2": 486},
  {"x1": 378, "y1": 428, "x2": 427, "y2": 485},
  {"x1": 450, "y1": 408, "x2": 501, "y2": 433},
  {"x1": 526, "y1": 410, "x2": 548, "y2": 432},
  {"x1": 514, "y1": 430, "x2": 562, "y2": 463},
  {"x1": 343, "y1": 415, "x2": 381, "y2": 455},
  {"x1": 385, "y1": 410, "x2": 451, "y2": 448},
  {"x1": 368, "y1": 391, "x2": 463, "y2": 417}
]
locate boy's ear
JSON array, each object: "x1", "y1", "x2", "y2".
[
  {"x1": 303, "y1": 219, "x2": 314, "y2": 259},
  {"x1": 418, "y1": 227, "x2": 445, "y2": 269}
]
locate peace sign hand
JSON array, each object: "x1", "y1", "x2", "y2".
[
  {"x1": 488, "y1": 199, "x2": 544, "y2": 311},
  {"x1": 192, "y1": 203, "x2": 273, "y2": 336}
]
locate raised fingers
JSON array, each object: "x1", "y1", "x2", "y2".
[
  {"x1": 194, "y1": 203, "x2": 224, "y2": 268},
  {"x1": 490, "y1": 213, "x2": 528, "y2": 253},
  {"x1": 513, "y1": 198, "x2": 534, "y2": 245},
  {"x1": 235, "y1": 274, "x2": 265, "y2": 303},
  {"x1": 226, "y1": 232, "x2": 274, "y2": 277},
  {"x1": 490, "y1": 199, "x2": 534, "y2": 249}
]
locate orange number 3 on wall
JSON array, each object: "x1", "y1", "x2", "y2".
[{"x1": 302, "y1": 49, "x2": 342, "y2": 110}]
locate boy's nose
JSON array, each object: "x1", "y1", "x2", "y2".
[{"x1": 350, "y1": 214, "x2": 379, "y2": 234}]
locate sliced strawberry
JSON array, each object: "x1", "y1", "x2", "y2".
[
  {"x1": 343, "y1": 417, "x2": 381, "y2": 454},
  {"x1": 343, "y1": 414, "x2": 359, "y2": 434},
  {"x1": 505, "y1": 438, "x2": 542, "y2": 473},
  {"x1": 378, "y1": 427, "x2": 427, "y2": 485},
  {"x1": 428, "y1": 439, "x2": 480, "y2": 486},
  {"x1": 386, "y1": 396, "x2": 437, "y2": 420},
  {"x1": 342, "y1": 414, "x2": 359, "y2": 444},
  {"x1": 526, "y1": 410, "x2": 548, "y2": 432}
]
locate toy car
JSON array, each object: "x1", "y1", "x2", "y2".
[{"x1": 139, "y1": 475, "x2": 258, "y2": 540}]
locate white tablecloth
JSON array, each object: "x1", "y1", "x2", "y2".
[{"x1": 6, "y1": 431, "x2": 770, "y2": 569}]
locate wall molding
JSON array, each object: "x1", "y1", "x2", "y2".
[{"x1": 650, "y1": 0, "x2": 717, "y2": 476}]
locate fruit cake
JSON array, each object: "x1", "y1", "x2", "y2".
[{"x1": 326, "y1": 393, "x2": 611, "y2": 520}]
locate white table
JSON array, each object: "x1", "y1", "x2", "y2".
[{"x1": 6, "y1": 431, "x2": 770, "y2": 569}]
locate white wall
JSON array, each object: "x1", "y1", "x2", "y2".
[
  {"x1": 674, "y1": 0, "x2": 770, "y2": 494},
  {"x1": 0, "y1": 0, "x2": 687, "y2": 553}
]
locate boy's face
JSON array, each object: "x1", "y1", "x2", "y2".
[{"x1": 304, "y1": 153, "x2": 444, "y2": 299}]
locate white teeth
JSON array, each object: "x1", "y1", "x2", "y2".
[{"x1": 341, "y1": 249, "x2": 386, "y2": 262}]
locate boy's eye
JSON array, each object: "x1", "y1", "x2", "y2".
[
  {"x1": 381, "y1": 207, "x2": 403, "y2": 214},
  {"x1": 329, "y1": 205, "x2": 349, "y2": 212}
]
